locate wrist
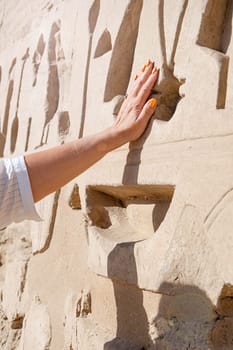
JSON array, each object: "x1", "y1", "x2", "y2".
[{"x1": 97, "y1": 127, "x2": 126, "y2": 154}]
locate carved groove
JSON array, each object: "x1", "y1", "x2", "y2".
[
  {"x1": 76, "y1": 290, "x2": 92, "y2": 318},
  {"x1": 11, "y1": 316, "x2": 24, "y2": 330},
  {"x1": 10, "y1": 48, "x2": 30, "y2": 153},
  {"x1": 0, "y1": 57, "x2": 16, "y2": 156},
  {"x1": 86, "y1": 185, "x2": 174, "y2": 242},
  {"x1": 34, "y1": 189, "x2": 61, "y2": 254},
  {"x1": 24, "y1": 117, "x2": 32, "y2": 152},
  {"x1": 8, "y1": 58, "x2": 16, "y2": 79},
  {"x1": 197, "y1": 0, "x2": 230, "y2": 52},
  {"x1": 216, "y1": 55, "x2": 229, "y2": 109},
  {"x1": 32, "y1": 34, "x2": 46, "y2": 87},
  {"x1": 39, "y1": 22, "x2": 60, "y2": 146},
  {"x1": 155, "y1": 0, "x2": 187, "y2": 121},
  {"x1": 89, "y1": 0, "x2": 100, "y2": 33},
  {"x1": 68, "y1": 184, "x2": 81, "y2": 209},
  {"x1": 78, "y1": 0, "x2": 100, "y2": 138},
  {"x1": 197, "y1": 0, "x2": 232, "y2": 109},
  {"x1": 152, "y1": 69, "x2": 185, "y2": 121},
  {"x1": 217, "y1": 284, "x2": 233, "y2": 317},
  {"x1": 94, "y1": 28, "x2": 112, "y2": 58},
  {"x1": 0, "y1": 80, "x2": 14, "y2": 156},
  {"x1": 103, "y1": 0, "x2": 143, "y2": 102},
  {"x1": 58, "y1": 110, "x2": 70, "y2": 141}
]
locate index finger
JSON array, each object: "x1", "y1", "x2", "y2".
[
  {"x1": 127, "y1": 59, "x2": 154, "y2": 97},
  {"x1": 136, "y1": 67, "x2": 159, "y2": 107}
]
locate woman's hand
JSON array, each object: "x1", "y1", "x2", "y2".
[
  {"x1": 110, "y1": 59, "x2": 159, "y2": 146},
  {"x1": 25, "y1": 59, "x2": 159, "y2": 202}
]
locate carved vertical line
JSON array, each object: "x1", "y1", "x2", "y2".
[
  {"x1": 169, "y1": 0, "x2": 188, "y2": 69},
  {"x1": 220, "y1": 0, "x2": 233, "y2": 53},
  {"x1": 158, "y1": 0, "x2": 167, "y2": 67},
  {"x1": 45, "y1": 124, "x2": 50, "y2": 144},
  {"x1": 40, "y1": 22, "x2": 60, "y2": 146},
  {"x1": 34, "y1": 189, "x2": 61, "y2": 254},
  {"x1": 78, "y1": 35, "x2": 93, "y2": 139},
  {"x1": 103, "y1": 0, "x2": 143, "y2": 102},
  {"x1": 8, "y1": 58, "x2": 16, "y2": 79},
  {"x1": 216, "y1": 55, "x2": 229, "y2": 109},
  {"x1": 32, "y1": 34, "x2": 46, "y2": 87},
  {"x1": 78, "y1": 0, "x2": 100, "y2": 138},
  {"x1": 0, "y1": 80, "x2": 14, "y2": 156},
  {"x1": 0, "y1": 58, "x2": 16, "y2": 156},
  {"x1": 10, "y1": 48, "x2": 30, "y2": 153},
  {"x1": 156, "y1": 1, "x2": 186, "y2": 121},
  {"x1": 24, "y1": 117, "x2": 32, "y2": 152}
]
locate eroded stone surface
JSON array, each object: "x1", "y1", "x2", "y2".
[
  {"x1": 17, "y1": 297, "x2": 51, "y2": 350},
  {"x1": 63, "y1": 290, "x2": 91, "y2": 349}
]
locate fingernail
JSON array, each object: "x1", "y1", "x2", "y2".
[
  {"x1": 149, "y1": 98, "x2": 157, "y2": 108},
  {"x1": 141, "y1": 64, "x2": 147, "y2": 72},
  {"x1": 152, "y1": 67, "x2": 158, "y2": 74},
  {"x1": 134, "y1": 74, "x2": 138, "y2": 80},
  {"x1": 146, "y1": 58, "x2": 151, "y2": 66}
]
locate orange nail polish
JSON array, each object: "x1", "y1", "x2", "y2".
[
  {"x1": 141, "y1": 64, "x2": 147, "y2": 72},
  {"x1": 134, "y1": 74, "x2": 138, "y2": 80},
  {"x1": 146, "y1": 58, "x2": 151, "y2": 66},
  {"x1": 149, "y1": 98, "x2": 157, "y2": 108},
  {"x1": 152, "y1": 67, "x2": 158, "y2": 74}
]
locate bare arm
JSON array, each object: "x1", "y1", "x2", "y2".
[{"x1": 25, "y1": 60, "x2": 159, "y2": 202}]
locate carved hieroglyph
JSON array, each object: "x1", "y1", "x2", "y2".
[{"x1": 1, "y1": 0, "x2": 233, "y2": 349}]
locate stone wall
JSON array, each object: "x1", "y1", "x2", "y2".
[{"x1": 1, "y1": 0, "x2": 233, "y2": 349}]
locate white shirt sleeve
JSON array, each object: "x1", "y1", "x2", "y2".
[{"x1": 0, "y1": 156, "x2": 41, "y2": 229}]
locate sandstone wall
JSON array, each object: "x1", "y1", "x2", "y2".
[{"x1": 0, "y1": 0, "x2": 233, "y2": 349}]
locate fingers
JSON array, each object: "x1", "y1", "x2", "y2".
[
  {"x1": 137, "y1": 98, "x2": 157, "y2": 125},
  {"x1": 120, "y1": 58, "x2": 159, "y2": 128},
  {"x1": 137, "y1": 68, "x2": 159, "y2": 107},
  {"x1": 133, "y1": 61, "x2": 154, "y2": 95},
  {"x1": 127, "y1": 59, "x2": 159, "y2": 111},
  {"x1": 131, "y1": 60, "x2": 154, "y2": 96},
  {"x1": 127, "y1": 59, "x2": 152, "y2": 96}
]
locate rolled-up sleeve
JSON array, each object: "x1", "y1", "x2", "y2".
[{"x1": 0, "y1": 156, "x2": 41, "y2": 229}]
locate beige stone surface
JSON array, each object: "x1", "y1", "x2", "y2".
[
  {"x1": 1, "y1": 0, "x2": 233, "y2": 349},
  {"x1": 17, "y1": 296, "x2": 51, "y2": 350}
]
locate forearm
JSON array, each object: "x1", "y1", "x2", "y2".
[
  {"x1": 25, "y1": 59, "x2": 158, "y2": 203},
  {"x1": 25, "y1": 127, "x2": 119, "y2": 202}
]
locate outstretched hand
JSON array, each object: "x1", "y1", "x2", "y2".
[
  {"x1": 111, "y1": 59, "x2": 159, "y2": 146},
  {"x1": 25, "y1": 59, "x2": 159, "y2": 203}
]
